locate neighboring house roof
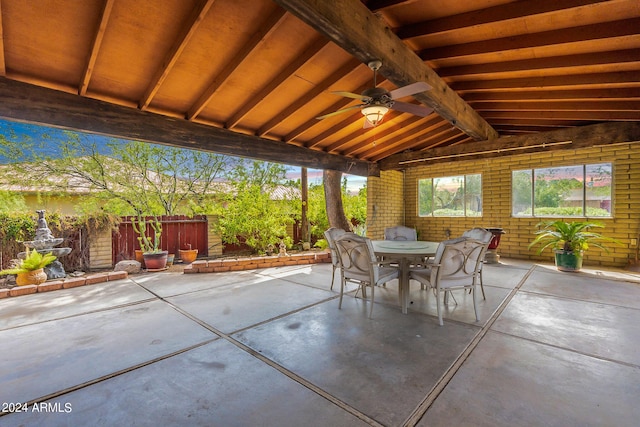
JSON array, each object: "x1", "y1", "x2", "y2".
[{"x1": 564, "y1": 189, "x2": 611, "y2": 201}]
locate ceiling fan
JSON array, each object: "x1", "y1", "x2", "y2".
[{"x1": 317, "y1": 60, "x2": 433, "y2": 128}]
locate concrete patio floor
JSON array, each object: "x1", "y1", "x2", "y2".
[{"x1": 1, "y1": 259, "x2": 640, "y2": 426}]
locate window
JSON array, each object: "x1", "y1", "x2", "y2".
[
  {"x1": 512, "y1": 163, "x2": 612, "y2": 217},
  {"x1": 418, "y1": 174, "x2": 482, "y2": 217}
]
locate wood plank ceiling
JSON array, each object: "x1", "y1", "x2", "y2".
[{"x1": 0, "y1": 0, "x2": 638, "y2": 174}]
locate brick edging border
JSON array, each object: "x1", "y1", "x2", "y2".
[
  {"x1": 184, "y1": 251, "x2": 332, "y2": 273},
  {"x1": 1, "y1": 251, "x2": 332, "y2": 299},
  {"x1": 0, "y1": 271, "x2": 128, "y2": 299}
]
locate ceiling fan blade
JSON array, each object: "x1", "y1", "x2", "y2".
[
  {"x1": 316, "y1": 104, "x2": 363, "y2": 120},
  {"x1": 331, "y1": 91, "x2": 371, "y2": 101},
  {"x1": 390, "y1": 101, "x2": 433, "y2": 117},
  {"x1": 389, "y1": 82, "x2": 431, "y2": 99}
]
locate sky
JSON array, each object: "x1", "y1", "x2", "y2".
[{"x1": 0, "y1": 119, "x2": 367, "y2": 192}]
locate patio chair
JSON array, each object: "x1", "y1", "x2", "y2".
[
  {"x1": 409, "y1": 238, "x2": 488, "y2": 326},
  {"x1": 324, "y1": 227, "x2": 347, "y2": 290},
  {"x1": 462, "y1": 227, "x2": 493, "y2": 299},
  {"x1": 384, "y1": 225, "x2": 417, "y2": 241},
  {"x1": 334, "y1": 233, "x2": 400, "y2": 318}
]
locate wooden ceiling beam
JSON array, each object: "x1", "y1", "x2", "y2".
[
  {"x1": 343, "y1": 114, "x2": 432, "y2": 156},
  {"x1": 139, "y1": 0, "x2": 216, "y2": 110},
  {"x1": 463, "y1": 88, "x2": 640, "y2": 102},
  {"x1": 273, "y1": 0, "x2": 498, "y2": 142},
  {"x1": 367, "y1": 0, "x2": 416, "y2": 12},
  {"x1": 359, "y1": 118, "x2": 449, "y2": 159},
  {"x1": 487, "y1": 118, "x2": 587, "y2": 127},
  {"x1": 380, "y1": 122, "x2": 640, "y2": 170},
  {"x1": 0, "y1": 77, "x2": 373, "y2": 176},
  {"x1": 419, "y1": 128, "x2": 467, "y2": 151},
  {"x1": 419, "y1": 18, "x2": 640, "y2": 61},
  {"x1": 79, "y1": 0, "x2": 114, "y2": 96},
  {"x1": 483, "y1": 111, "x2": 640, "y2": 121},
  {"x1": 451, "y1": 71, "x2": 640, "y2": 92},
  {"x1": 438, "y1": 50, "x2": 640, "y2": 79},
  {"x1": 397, "y1": 0, "x2": 604, "y2": 40},
  {"x1": 0, "y1": 0, "x2": 5, "y2": 77},
  {"x1": 226, "y1": 36, "x2": 329, "y2": 130},
  {"x1": 187, "y1": 8, "x2": 287, "y2": 120},
  {"x1": 470, "y1": 100, "x2": 640, "y2": 112},
  {"x1": 257, "y1": 57, "x2": 361, "y2": 137},
  {"x1": 472, "y1": 109, "x2": 640, "y2": 122},
  {"x1": 371, "y1": 127, "x2": 467, "y2": 162}
]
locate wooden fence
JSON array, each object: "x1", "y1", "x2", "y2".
[{"x1": 112, "y1": 215, "x2": 209, "y2": 264}]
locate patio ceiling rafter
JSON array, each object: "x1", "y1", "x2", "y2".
[
  {"x1": 186, "y1": 7, "x2": 288, "y2": 121},
  {"x1": 273, "y1": 0, "x2": 498, "y2": 142},
  {"x1": 138, "y1": 0, "x2": 217, "y2": 111},
  {"x1": 225, "y1": 36, "x2": 330, "y2": 130},
  {"x1": 79, "y1": 0, "x2": 115, "y2": 97}
]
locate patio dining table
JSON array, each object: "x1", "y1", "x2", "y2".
[{"x1": 372, "y1": 240, "x2": 439, "y2": 314}]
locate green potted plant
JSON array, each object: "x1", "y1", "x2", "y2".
[
  {"x1": 132, "y1": 216, "x2": 168, "y2": 270},
  {"x1": 0, "y1": 248, "x2": 57, "y2": 285},
  {"x1": 528, "y1": 220, "x2": 619, "y2": 272}
]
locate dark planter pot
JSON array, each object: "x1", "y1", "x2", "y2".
[
  {"x1": 554, "y1": 249, "x2": 583, "y2": 272},
  {"x1": 143, "y1": 251, "x2": 168, "y2": 270}
]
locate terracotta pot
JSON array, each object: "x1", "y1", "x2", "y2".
[
  {"x1": 135, "y1": 249, "x2": 145, "y2": 268},
  {"x1": 142, "y1": 251, "x2": 168, "y2": 270},
  {"x1": 16, "y1": 268, "x2": 48, "y2": 286},
  {"x1": 179, "y1": 249, "x2": 198, "y2": 264}
]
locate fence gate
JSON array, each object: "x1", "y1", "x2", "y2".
[{"x1": 113, "y1": 215, "x2": 208, "y2": 264}]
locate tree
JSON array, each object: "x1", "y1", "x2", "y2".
[
  {"x1": 14, "y1": 134, "x2": 229, "y2": 216},
  {"x1": 323, "y1": 169, "x2": 352, "y2": 231},
  {"x1": 214, "y1": 160, "x2": 296, "y2": 253}
]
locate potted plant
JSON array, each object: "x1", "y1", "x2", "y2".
[
  {"x1": 179, "y1": 243, "x2": 198, "y2": 264},
  {"x1": 0, "y1": 249, "x2": 57, "y2": 286},
  {"x1": 132, "y1": 216, "x2": 168, "y2": 270},
  {"x1": 528, "y1": 220, "x2": 619, "y2": 272}
]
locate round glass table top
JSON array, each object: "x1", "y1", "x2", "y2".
[{"x1": 376, "y1": 241, "x2": 432, "y2": 250}]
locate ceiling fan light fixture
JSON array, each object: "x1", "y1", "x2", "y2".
[{"x1": 362, "y1": 105, "x2": 389, "y2": 126}]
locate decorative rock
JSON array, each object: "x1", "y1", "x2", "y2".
[{"x1": 114, "y1": 260, "x2": 142, "y2": 274}]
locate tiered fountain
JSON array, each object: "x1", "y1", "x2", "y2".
[{"x1": 18, "y1": 210, "x2": 72, "y2": 279}]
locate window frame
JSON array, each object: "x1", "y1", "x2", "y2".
[
  {"x1": 418, "y1": 173, "x2": 483, "y2": 217},
  {"x1": 511, "y1": 162, "x2": 613, "y2": 218}
]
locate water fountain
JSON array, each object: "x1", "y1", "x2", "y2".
[{"x1": 18, "y1": 210, "x2": 72, "y2": 279}]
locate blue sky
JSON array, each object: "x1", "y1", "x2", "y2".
[{"x1": 0, "y1": 118, "x2": 366, "y2": 191}]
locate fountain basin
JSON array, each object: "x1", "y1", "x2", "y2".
[
  {"x1": 18, "y1": 247, "x2": 72, "y2": 259},
  {"x1": 23, "y1": 238, "x2": 64, "y2": 250}
]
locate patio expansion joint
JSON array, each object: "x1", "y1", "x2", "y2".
[
  {"x1": 516, "y1": 287, "x2": 640, "y2": 312},
  {"x1": 0, "y1": 337, "x2": 220, "y2": 420},
  {"x1": 401, "y1": 264, "x2": 538, "y2": 427},
  {"x1": 157, "y1": 295, "x2": 385, "y2": 427},
  {"x1": 0, "y1": 297, "x2": 158, "y2": 333},
  {"x1": 489, "y1": 328, "x2": 640, "y2": 370}
]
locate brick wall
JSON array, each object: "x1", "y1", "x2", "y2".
[
  {"x1": 367, "y1": 170, "x2": 405, "y2": 239},
  {"x1": 369, "y1": 143, "x2": 640, "y2": 268}
]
